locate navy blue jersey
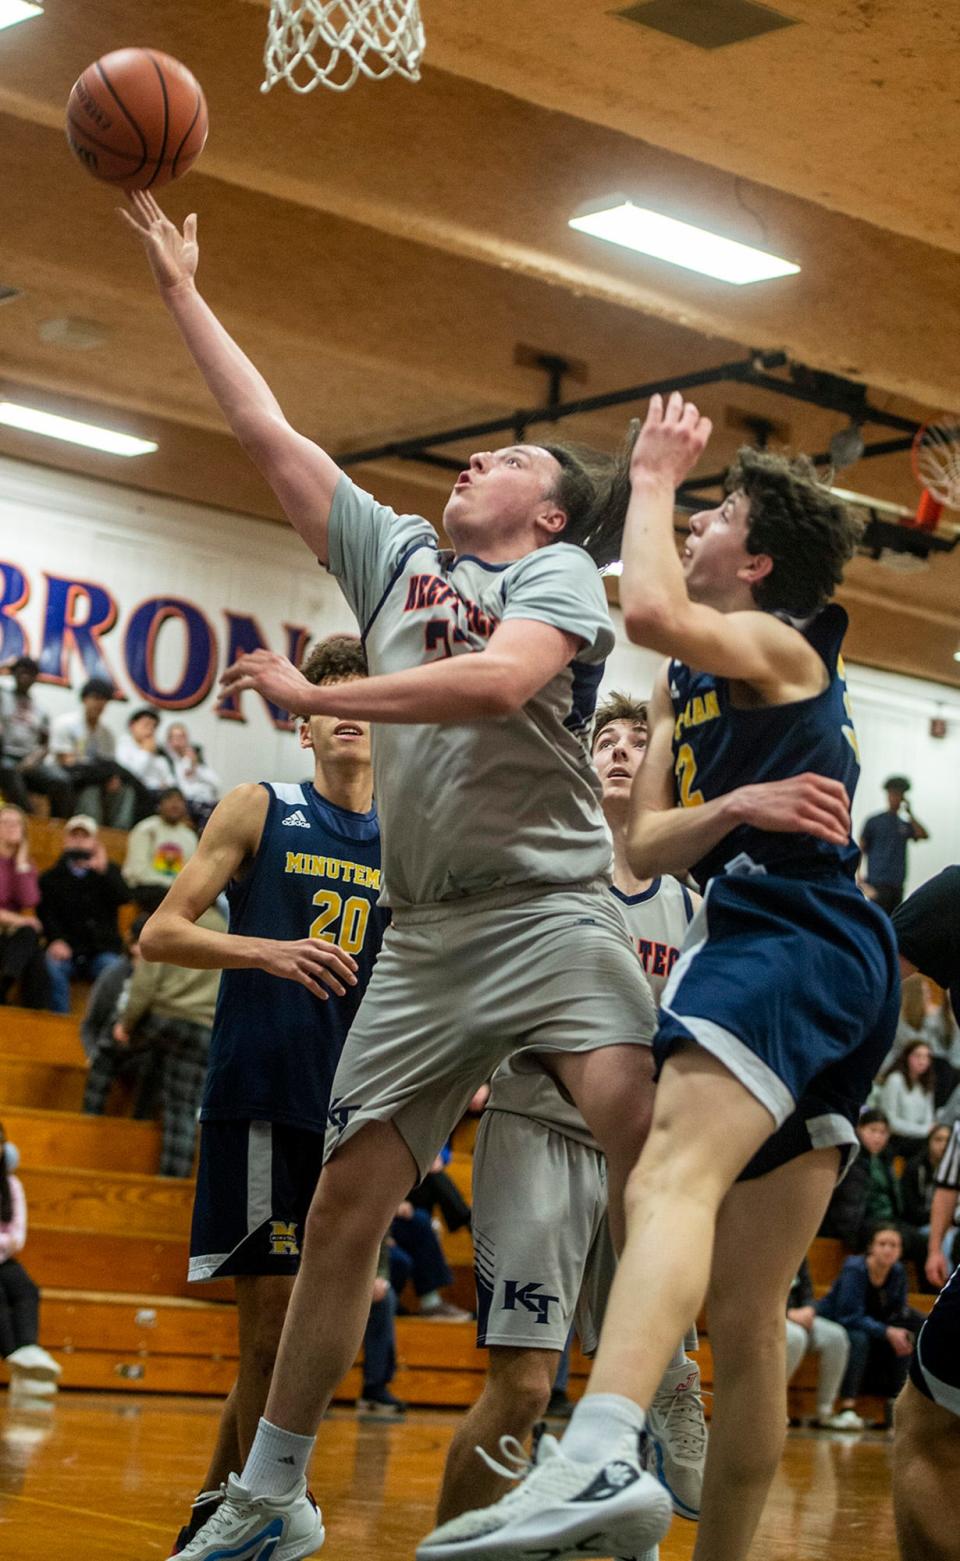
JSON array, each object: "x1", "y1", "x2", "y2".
[
  {"x1": 669, "y1": 603, "x2": 861, "y2": 889},
  {"x1": 201, "y1": 781, "x2": 388, "y2": 1132}
]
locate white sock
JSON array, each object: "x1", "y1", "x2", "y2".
[
  {"x1": 241, "y1": 1417, "x2": 315, "y2": 1498},
  {"x1": 560, "y1": 1393, "x2": 646, "y2": 1463},
  {"x1": 420, "y1": 1290, "x2": 441, "y2": 1310}
]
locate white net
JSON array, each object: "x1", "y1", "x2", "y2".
[
  {"x1": 914, "y1": 421, "x2": 960, "y2": 508},
  {"x1": 262, "y1": 0, "x2": 425, "y2": 93}
]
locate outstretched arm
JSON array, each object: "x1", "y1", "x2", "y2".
[
  {"x1": 140, "y1": 784, "x2": 358, "y2": 1000},
  {"x1": 626, "y1": 664, "x2": 851, "y2": 879},
  {"x1": 219, "y1": 616, "x2": 583, "y2": 724},
  {"x1": 119, "y1": 192, "x2": 341, "y2": 563},
  {"x1": 620, "y1": 394, "x2": 824, "y2": 695}
]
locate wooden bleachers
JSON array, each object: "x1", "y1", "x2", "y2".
[{"x1": 0, "y1": 996, "x2": 938, "y2": 1415}]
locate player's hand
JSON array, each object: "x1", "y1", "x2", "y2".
[
  {"x1": 925, "y1": 1248, "x2": 949, "y2": 1289},
  {"x1": 886, "y1": 1325, "x2": 914, "y2": 1358},
  {"x1": 118, "y1": 191, "x2": 199, "y2": 292},
  {"x1": 219, "y1": 651, "x2": 319, "y2": 717},
  {"x1": 787, "y1": 1305, "x2": 815, "y2": 1331},
  {"x1": 630, "y1": 392, "x2": 713, "y2": 489},
  {"x1": 734, "y1": 773, "x2": 850, "y2": 844},
  {"x1": 259, "y1": 937, "x2": 358, "y2": 1000}
]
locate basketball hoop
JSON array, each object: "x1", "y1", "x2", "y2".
[
  {"x1": 911, "y1": 417, "x2": 960, "y2": 530},
  {"x1": 261, "y1": 0, "x2": 425, "y2": 93}
]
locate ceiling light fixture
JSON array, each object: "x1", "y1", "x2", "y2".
[
  {"x1": 0, "y1": 1, "x2": 43, "y2": 32},
  {"x1": 569, "y1": 199, "x2": 800, "y2": 285},
  {"x1": 0, "y1": 401, "x2": 157, "y2": 457}
]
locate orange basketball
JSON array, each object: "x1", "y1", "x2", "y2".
[{"x1": 66, "y1": 48, "x2": 208, "y2": 193}]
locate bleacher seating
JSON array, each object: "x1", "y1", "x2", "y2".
[{"x1": 0, "y1": 831, "x2": 939, "y2": 1413}]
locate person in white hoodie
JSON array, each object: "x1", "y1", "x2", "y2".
[
  {"x1": 0, "y1": 1121, "x2": 60, "y2": 1395},
  {"x1": 875, "y1": 1040, "x2": 936, "y2": 1158}
]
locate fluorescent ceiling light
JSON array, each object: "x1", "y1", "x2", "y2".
[
  {"x1": 0, "y1": 2, "x2": 43, "y2": 32},
  {"x1": 569, "y1": 200, "x2": 800, "y2": 285},
  {"x1": 0, "y1": 401, "x2": 157, "y2": 457}
]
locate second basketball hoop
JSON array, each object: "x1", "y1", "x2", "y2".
[{"x1": 261, "y1": 0, "x2": 426, "y2": 93}]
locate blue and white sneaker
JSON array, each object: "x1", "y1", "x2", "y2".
[
  {"x1": 417, "y1": 1431, "x2": 671, "y2": 1561},
  {"x1": 644, "y1": 1360, "x2": 707, "y2": 1520},
  {"x1": 165, "y1": 1473, "x2": 325, "y2": 1560}
]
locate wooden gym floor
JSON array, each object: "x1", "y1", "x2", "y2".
[{"x1": 0, "y1": 1392, "x2": 899, "y2": 1560}]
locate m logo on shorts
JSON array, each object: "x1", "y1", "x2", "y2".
[
  {"x1": 502, "y1": 1280, "x2": 560, "y2": 1324},
  {"x1": 269, "y1": 1220, "x2": 300, "y2": 1257}
]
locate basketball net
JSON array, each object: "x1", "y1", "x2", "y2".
[
  {"x1": 262, "y1": 0, "x2": 425, "y2": 93},
  {"x1": 911, "y1": 418, "x2": 960, "y2": 531}
]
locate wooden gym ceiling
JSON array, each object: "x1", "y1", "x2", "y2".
[{"x1": 1, "y1": 0, "x2": 959, "y2": 685}]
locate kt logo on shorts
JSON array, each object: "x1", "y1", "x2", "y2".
[{"x1": 502, "y1": 1280, "x2": 560, "y2": 1324}]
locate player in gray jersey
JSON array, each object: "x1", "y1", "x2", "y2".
[
  {"x1": 123, "y1": 194, "x2": 659, "y2": 1561},
  {"x1": 432, "y1": 696, "x2": 702, "y2": 1552}
]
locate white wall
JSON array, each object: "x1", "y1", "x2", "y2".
[{"x1": 1, "y1": 458, "x2": 955, "y2": 888}]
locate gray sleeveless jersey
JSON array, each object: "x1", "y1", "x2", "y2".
[
  {"x1": 327, "y1": 475, "x2": 615, "y2": 910},
  {"x1": 487, "y1": 875, "x2": 698, "y2": 1146}
]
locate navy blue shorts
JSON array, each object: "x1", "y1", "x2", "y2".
[
  {"x1": 910, "y1": 1262, "x2": 960, "y2": 1417},
  {"x1": 656, "y1": 868, "x2": 899, "y2": 1158},
  {"x1": 189, "y1": 1119, "x2": 325, "y2": 1282}
]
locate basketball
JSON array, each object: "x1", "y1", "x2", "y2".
[{"x1": 66, "y1": 48, "x2": 208, "y2": 192}]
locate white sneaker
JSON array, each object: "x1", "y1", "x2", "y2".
[
  {"x1": 166, "y1": 1474, "x2": 325, "y2": 1561},
  {"x1": 644, "y1": 1360, "x2": 707, "y2": 1520},
  {"x1": 5, "y1": 1345, "x2": 61, "y2": 1379},
  {"x1": 818, "y1": 1409, "x2": 865, "y2": 1432},
  {"x1": 9, "y1": 1374, "x2": 57, "y2": 1398},
  {"x1": 417, "y1": 1432, "x2": 671, "y2": 1561}
]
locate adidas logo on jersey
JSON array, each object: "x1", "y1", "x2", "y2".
[{"x1": 281, "y1": 809, "x2": 310, "y2": 828}]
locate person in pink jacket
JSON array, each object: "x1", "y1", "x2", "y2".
[{"x1": 0, "y1": 1120, "x2": 60, "y2": 1392}]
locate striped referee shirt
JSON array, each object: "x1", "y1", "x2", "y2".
[{"x1": 935, "y1": 1121, "x2": 960, "y2": 1193}]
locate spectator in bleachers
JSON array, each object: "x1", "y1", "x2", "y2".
[
  {"x1": 389, "y1": 1197, "x2": 471, "y2": 1322},
  {"x1": 164, "y1": 722, "x2": 221, "y2": 828},
  {"x1": 785, "y1": 1256, "x2": 851, "y2": 1429},
  {"x1": 818, "y1": 1225, "x2": 924, "y2": 1429},
  {"x1": 820, "y1": 1109, "x2": 899, "y2": 1249},
  {"x1": 41, "y1": 678, "x2": 128, "y2": 826},
  {"x1": 0, "y1": 656, "x2": 72, "y2": 819},
  {"x1": 122, "y1": 787, "x2": 197, "y2": 908},
  {"x1": 874, "y1": 1040, "x2": 936, "y2": 1159},
  {"x1": 900, "y1": 1124, "x2": 952, "y2": 1240},
  {"x1": 358, "y1": 1239, "x2": 405, "y2": 1420},
  {"x1": 116, "y1": 707, "x2": 176, "y2": 823},
  {"x1": 0, "y1": 1121, "x2": 60, "y2": 1395},
  {"x1": 112, "y1": 904, "x2": 226, "y2": 1176},
  {"x1": 40, "y1": 815, "x2": 130, "y2": 1014},
  {"x1": 0, "y1": 805, "x2": 49, "y2": 1008},
  {"x1": 82, "y1": 915, "x2": 158, "y2": 1114}
]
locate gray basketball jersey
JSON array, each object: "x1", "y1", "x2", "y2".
[
  {"x1": 327, "y1": 475, "x2": 615, "y2": 910},
  {"x1": 487, "y1": 875, "x2": 698, "y2": 1146}
]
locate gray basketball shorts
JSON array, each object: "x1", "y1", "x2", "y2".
[
  {"x1": 472, "y1": 1108, "x2": 615, "y2": 1354},
  {"x1": 324, "y1": 881, "x2": 656, "y2": 1179}
]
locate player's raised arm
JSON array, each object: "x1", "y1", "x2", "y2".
[
  {"x1": 119, "y1": 191, "x2": 341, "y2": 563},
  {"x1": 626, "y1": 666, "x2": 851, "y2": 879},
  {"x1": 621, "y1": 394, "x2": 831, "y2": 695},
  {"x1": 140, "y1": 784, "x2": 358, "y2": 1000}
]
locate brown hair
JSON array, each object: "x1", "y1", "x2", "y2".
[
  {"x1": 726, "y1": 447, "x2": 863, "y2": 616},
  {"x1": 592, "y1": 692, "x2": 649, "y2": 749},
  {"x1": 539, "y1": 422, "x2": 639, "y2": 569},
  {"x1": 300, "y1": 634, "x2": 367, "y2": 686},
  {"x1": 881, "y1": 1038, "x2": 935, "y2": 1097}
]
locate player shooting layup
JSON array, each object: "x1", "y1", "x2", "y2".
[
  {"x1": 121, "y1": 192, "x2": 658, "y2": 1561},
  {"x1": 421, "y1": 394, "x2": 901, "y2": 1561}
]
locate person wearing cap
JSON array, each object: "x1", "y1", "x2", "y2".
[
  {"x1": 43, "y1": 678, "x2": 127, "y2": 825},
  {"x1": 859, "y1": 776, "x2": 930, "y2": 914},
  {"x1": 0, "y1": 656, "x2": 72, "y2": 819},
  {"x1": 117, "y1": 707, "x2": 177, "y2": 823},
  {"x1": 39, "y1": 816, "x2": 131, "y2": 1015}
]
